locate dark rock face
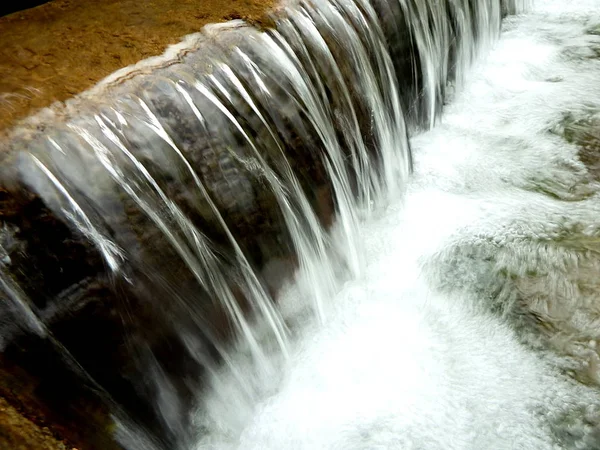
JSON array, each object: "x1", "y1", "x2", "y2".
[{"x1": 0, "y1": 0, "x2": 517, "y2": 448}]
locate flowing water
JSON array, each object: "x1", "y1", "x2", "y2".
[
  {"x1": 2, "y1": 0, "x2": 600, "y2": 448},
  {"x1": 189, "y1": 0, "x2": 600, "y2": 449}
]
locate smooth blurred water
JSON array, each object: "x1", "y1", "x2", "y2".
[
  {"x1": 4, "y1": 0, "x2": 599, "y2": 447},
  {"x1": 190, "y1": 1, "x2": 600, "y2": 449}
]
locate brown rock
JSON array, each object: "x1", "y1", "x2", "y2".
[
  {"x1": 0, "y1": 0, "x2": 277, "y2": 134},
  {"x1": 0, "y1": 396, "x2": 67, "y2": 450}
]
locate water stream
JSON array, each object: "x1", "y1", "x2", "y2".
[
  {"x1": 2, "y1": 0, "x2": 600, "y2": 448},
  {"x1": 189, "y1": 1, "x2": 600, "y2": 449}
]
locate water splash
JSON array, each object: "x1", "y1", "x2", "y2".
[
  {"x1": 1, "y1": 0, "x2": 535, "y2": 447},
  {"x1": 192, "y1": 0, "x2": 600, "y2": 448}
]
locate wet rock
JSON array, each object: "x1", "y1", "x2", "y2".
[
  {"x1": 587, "y1": 24, "x2": 600, "y2": 36},
  {"x1": 424, "y1": 213, "x2": 600, "y2": 389},
  {"x1": 551, "y1": 110, "x2": 600, "y2": 181},
  {"x1": 0, "y1": 395, "x2": 67, "y2": 450}
]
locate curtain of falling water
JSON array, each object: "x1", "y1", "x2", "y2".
[{"x1": 1, "y1": 0, "x2": 529, "y2": 447}]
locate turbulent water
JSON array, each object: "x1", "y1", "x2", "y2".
[
  {"x1": 2, "y1": 0, "x2": 600, "y2": 448},
  {"x1": 187, "y1": 1, "x2": 600, "y2": 449}
]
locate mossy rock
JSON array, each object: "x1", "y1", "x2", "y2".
[
  {"x1": 550, "y1": 110, "x2": 600, "y2": 181},
  {"x1": 587, "y1": 24, "x2": 600, "y2": 36},
  {"x1": 561, "y1": 43, "x2": 600, "y2": 62}
]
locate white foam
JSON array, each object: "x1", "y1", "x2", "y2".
[{"x1": 193, "y1": 1, "x2": 600, "y2": 448}]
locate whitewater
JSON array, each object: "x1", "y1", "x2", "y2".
[{"x1": 181, "y1": 1, "x2": 600, "y2": 449}]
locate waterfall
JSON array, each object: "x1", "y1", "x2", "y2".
[{"x1": 0, "y1": 0, "x2": 554, "y2": 448}]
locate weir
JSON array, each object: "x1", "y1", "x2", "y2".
[{"x1": 0, "y1": 0, "x2": 539, "y2": 448}]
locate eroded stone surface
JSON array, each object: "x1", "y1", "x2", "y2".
[
  {"x1": 0, "y1": 396, "x2": 68, "y2": 450},
  {"x1": 0, "y1": 0, "x2": 276, "y2": 134}
]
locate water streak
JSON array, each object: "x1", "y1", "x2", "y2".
[{"x1": 1, "y1": 0, "x2": 534, "y2": 447}]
